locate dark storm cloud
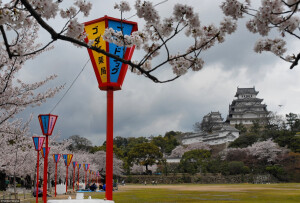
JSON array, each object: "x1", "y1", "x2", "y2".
[{"x1": 16, "y1": 0, "x2": 300, "y2": 145}]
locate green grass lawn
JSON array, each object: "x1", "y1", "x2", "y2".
[{"x1": 16, "y1": 183, "x2": 300, "y2": 203}]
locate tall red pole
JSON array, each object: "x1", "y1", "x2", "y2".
[
  {"x1": 36, "y1": 151, "x2": 40, "y2": 203},
  {"x1": 73, "y1": 167, "x2": 75, "y2": 191},
  {"x1": 89, "y1": 171, "x2": 91, "y2": 184},
  {"x1": 77, "y1": 167, "x2": 80, "y2": 190},
  {"x1": 55, "y1": 163, "x2": 57, "y2": 197},
  {"x1": 43, "y1": 136, "x2": 49, "y2": 203},
  {"x1": 106, "y1": 89, "x2": 114, "y2": 200},
  {"x1": 66, "y1": 166, "x2": 68, "y2": 193},
  {"x1": 85, "y1": 170, "x2": 87, "y2": 187}
]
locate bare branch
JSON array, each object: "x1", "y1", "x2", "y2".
[
  {"x1": 0, "y1": 25, "x2": 13, "y2": 59},
  {"x1": 290, "y1": 53, "x2": 300, "y2": 69}
]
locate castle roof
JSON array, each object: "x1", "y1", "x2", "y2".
[{"x1": 235, "y1": 87, "x2": 258, "y2": 97}]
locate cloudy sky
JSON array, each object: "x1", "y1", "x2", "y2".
[{"x1": 17, "y1": 0, "x2": 300, "y2": 145}]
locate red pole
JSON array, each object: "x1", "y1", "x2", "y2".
[
  {"x1": 85, "y1": 170, "x2": 87, "y2": 187},
  {"x1": 36, "y1": 151, "x2": 40, "y2": 203},
  {"x1": 106, "y1": 89, "x2": 114, "y2": 200},
  {"x1": 43, "y1": 136, "x2": 49, "y2": 203},
  {"x1": 66, "y1": 166, "x2": 68, "y2": 193},
  {"x1": 73, "y1": 167, "x2": 75, "y2": 191},
  {"x1": 89, "y1": 171, "x2": 91, "y2": 184},
  {"x1": 77, "y1": 167, "x2": 80, "y2": 190},
  {"x1": 55, "y1": 163, "x2": 57, "y2": 197}
]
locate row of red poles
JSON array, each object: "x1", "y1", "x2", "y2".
[
  {"x1": 33, "y1": 137, "x2": 100, "y2": 203},
  {"x1": 32, "y1": 114, "x2": 100, "y2": 203}
]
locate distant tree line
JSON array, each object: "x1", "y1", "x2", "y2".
[{"x1": 67, "y1": 113, "x2": 300, "y2": 182}]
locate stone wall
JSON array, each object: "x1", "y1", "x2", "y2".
[{"x1": 124, "y1": 173, "x2": 278, "y2": 184}]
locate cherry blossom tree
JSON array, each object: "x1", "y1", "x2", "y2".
[
  {"x1": 221, "y1": 0, "x2": 300, "y2": 69},
  {"x1": 247, "y1": 139, "x2": 289, "y2": 163},
  {"x1": 221, "y1": 139, "x2": 289, "y2": 163},
  {"x1": 168, "y1": 142, "x2": 211, "y2": 158},
  {"x1": 0, "y1": 132, "x2": 71, "y2": 193},
  {"x1": 0, "y1": 15, "x2": 63, "y2": 190}
]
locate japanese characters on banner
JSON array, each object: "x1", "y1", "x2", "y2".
[
  {"x1": 62, "y1": 154, "x2": 73, "y2": 167},
  {"x1": 38, "y1": 114, "x2": 58, "y2": 135},
  {"x1": 84, "y1": 15, "x2": 138, "y2": 91}
]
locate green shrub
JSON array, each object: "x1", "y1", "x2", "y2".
[
  {"x1": 266, "y1": 165, "x2": 287, "y2": 181},
  {"x1": 228, "y1": 161, "x2": 248, "y2": 175}
]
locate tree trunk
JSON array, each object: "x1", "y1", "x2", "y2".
[
  {"x1": 48, "y1": 171, "x2": 51, "y2": 192},
  {"x1": 13, "y1": 148, "x2": 18, "y2": 199}
]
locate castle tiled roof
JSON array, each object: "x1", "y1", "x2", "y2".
[{"x1": 235, "y1": 87, "x2": 258, "y2": 97}]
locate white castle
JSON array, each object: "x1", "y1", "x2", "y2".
[{"x1": 182, "y1": 87, "x2": 269, "y2": 146}]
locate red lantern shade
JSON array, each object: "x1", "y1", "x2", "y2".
[
  {"x1": 72, "y1": 161, "x2": 78, "y2": 168},
  {"x1": 32, "y1": 136, "x2": 45, "y2": 151},
  {"x1": 84, "y1": 164, "x2": 90, "y2": 171},
  {"x1": 38, "y1": 114, "x2": 58, "y2": 136},
  {"x1": 41, "y1": 147, "x2": 50, "y2": 158},
  {"x1": 84, "y1": 15, "x2": 138, "y2": 91},
  {"x1": 62, "y1": 154, "x2": 73, "y2": 167},
  {"x1": 53, "y1": 154, "x2": 61, "y2": 163}
]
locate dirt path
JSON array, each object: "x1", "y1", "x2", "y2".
[{"x1": 118, "y1": 184, "x2": 300, "y2": 192}]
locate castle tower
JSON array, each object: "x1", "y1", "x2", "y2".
[{"x1": 226, "y1": 87, "x2": 269, "y2": 126}]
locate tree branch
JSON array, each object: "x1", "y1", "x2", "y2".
[
  {"x1": 20, "y1": 0, "x2": 165, "y2": 82},
  {"x1": 0, "y1": 25, "x2": 13, "y2": 59},
  {"x1": 290, "y1": 53, "x2": 300, "y2": 69}
]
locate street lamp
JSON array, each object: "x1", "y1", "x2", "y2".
[
  {"x1": 72, "y1": 161, "x2": 77, "y2": 191},
  {"x1": 53, "y1": 154, "x2": 61, "y2": 197},
  {"x1": 62, "y1": 154, "x2": 73, "y2": 193},
  {"x1": 77, "y1": 164, "x2": 81, "y2": 190},
  {"x1": 89, "y1": 170, "x2": 91, "y2": 185},
  {"x1": 84, "y1": 15, "x2": 137, "y2": 201},
  {"x1": 38, "y1": 114, "x2": 58, "y2": 203},
  {"x1": 84, "y1": 164, "x2": 90, "y2": 187},
  {"x1": 32, "y1": 136, "x2": 45, "y2": 203},
  {"x1": 96, "y1": 171, "x2": 99, "y2": 185}
]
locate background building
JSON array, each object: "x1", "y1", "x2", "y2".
[{"x1": 182, "y1": 112, "x2": 239, "y2": 145}]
